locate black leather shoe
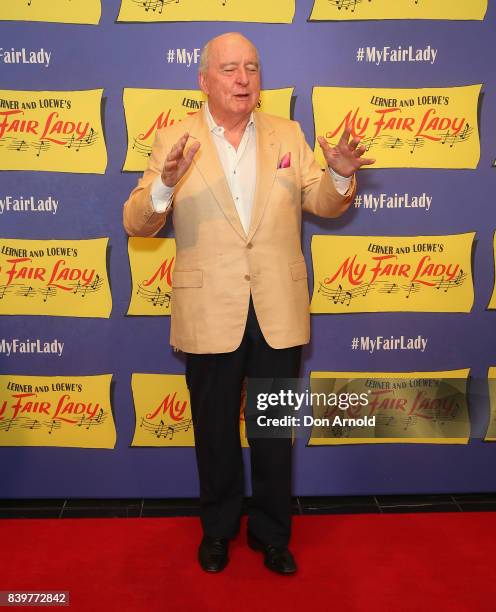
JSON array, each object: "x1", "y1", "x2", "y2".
[
  {"x1": 198, "y1": 536, "x2": 229, "y2": 573},
  {"x1": 247, "y1": 531, "x2": 297, "y2": 575}
]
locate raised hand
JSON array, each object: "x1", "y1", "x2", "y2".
[
  {"x1": 317, "y1": 127, "x2": 375, "y2": 178},
  {"x1": 161, "y1": 132, "x2": 201, "y2": 187}
]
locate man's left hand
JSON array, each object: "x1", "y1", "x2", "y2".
[{"x1": 317, "y1": 127, "x2": 375, "y2": 178}]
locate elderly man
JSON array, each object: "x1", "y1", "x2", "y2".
[{"x1": 123, "y1": 32, "x2": 373, "y2": 575}]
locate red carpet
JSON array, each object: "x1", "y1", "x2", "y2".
[{"x1": 0, "y1": 513, "x2": 495, "y2": 611}]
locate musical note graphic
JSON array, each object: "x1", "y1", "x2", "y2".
[
  {"x1": 63, "y1": 128, "x2": 98, "y2": 151},
  {"x1": 16, "y1": 285, "x2": 36, "y2": 298},
  {"x1": 384, "y1": 136, "x2": 403, "y2": 150},
  {"x1": 140, "y1": 416, "x2": 192, "y2": 441},
  {"x1": 318, "y1": 273, "x2": 466, "y2": 307},
  {"x1": 131, "y1": 137, "x2": 152, "y2": 159},
  {"x1": 31, "y1": 139, "x2": 50, "y2": 157},
  {"x1": 379, "y1": 282, "x2": 398, "y2": 295},
  {"x1": 0, "y1": 418, "x2": 16, "y2": 432},
  {"x1": 0, "y1": 281, "x2": 105, "y2": 303},
  {"x1": 376, "y1": 414, "x2": 395, "y2": 427},
  {"x1": 405, "y1": 282, "x2": 419, "y2": 299},
  {"x1": 137, "y1": 283, "x2": 171, "y2": 308},
  {"x1": 20, "y1": 418, "x2": 42, "y2": 430},
  {"x1": 362, "y1": 136, "x2": 378, "y2": 152},
  {"x1": 402, "y1": 415, "x2": 418, "y2": 431},
  {"x1": 434, "y1": 270, "x2": 466, "y2": 292},
  {"x1": 76, "y1": 409, "x2": 107, "y2": 429},
  {"x1": 328, "y1": 0, "x2": 362, "y2": 11},
  {"x1": 327, "y1": 0, "x2": 425, "y2": 13},
  {"x1": 440, "y1": 124, "x2": 473, "y2": 148},
  {"x1": 323, "y1": 127, "x2": 471, "y2": 157},
  {"x1": 0, "y1": 130, "x2": 98, "y2": 160},
  {"x1": 39, "y1": 286, "x2": 57, "y2": 302},
  {"x1": 406, "y1": 137, "x2": 425, "y2": 154},
  {"x1": 318, "y1": 282, "x2": 372, "y2": 305},
  {"x1": 70, "y1": 274, "x2": 104, "y2": 297},
  {"x1": 7, "y1": 139, "x2": 29, "y2": 152},
  {"x1": 46, "y1": 420, "x2": 61, "y2": 435},
  {"x1": 132, "y1": 0, "x2": 179, "y2": 14},
  {"x1": 0, "y1": 415, "x2": 63, "y2": 433},
  {"x1": 0, "y1": 284, "x2": 17, "y2": 300}
]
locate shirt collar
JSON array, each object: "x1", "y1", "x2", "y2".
[{"x1": 204, "y1": 102, "x2": 255, "y2": 136}]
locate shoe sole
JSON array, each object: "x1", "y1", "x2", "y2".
[{"x1": 198, "y1": 555, "x2": 228, "y2": 573}]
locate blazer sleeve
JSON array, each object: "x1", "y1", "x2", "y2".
[
  {"x1": 123, "y1": 129, "x2": 172, "y2": 237},
  {"x1": 296, "y1": 122, "x2": 357, "y2": 218}
]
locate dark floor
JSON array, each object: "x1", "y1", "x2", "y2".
[{"x1": 0, "y1": 493, "x2": 496, "y2": 519}]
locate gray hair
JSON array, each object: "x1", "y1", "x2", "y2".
[
  {"x1": 199, "y1": 40, "x2": 211, "y2": 75},
  {"x1": 199, "y1": 33, "x2": 260, "y2": 75}
]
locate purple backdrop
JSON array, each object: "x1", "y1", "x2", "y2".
[{"x1": 1, "y1": 0, "x2": 495, "y2": 497}]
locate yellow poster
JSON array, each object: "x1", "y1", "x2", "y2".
[
  {"x1": 313, "y1": 85, "x2": 481, "y2": 169},
  {"x1": 0, "y1": 89, "x2": 107, "y2": 173},
  {"x1": 0, "y1": 238, "x2": 112, "y2": 318},
  {"x1": 127, "y1": 237, "x2": 175, "y2": 316},
  {"x1": 131, "y1": 374, "x2": 248, "y2": 447},
  {"x1": 0, "y1": 0, "x2": 101, "y2": 23},
  {"x1": 309, "y1": 0, "x2": 487, "y2": 21},
  {"x1": 488, "y1": 232, "x2": 496, "y2": 309},
  {"x1": 310, "y1": 233, "x2": 474, "y2": 314},
  {"x1": 0, "y1": 375, "x2": 115, "y2": 448},
  {"x1": 123, "y1": 88, "x2": 293, "y2": 171},
  {"x1": 486, "y1": 367, "x2": 496, "y2": 442},
  {"x1": 117, "y1": 0, "x2": 294, "y2": 23},
  {"x1": 308, "y1": 370, "x2": 470, "y2": 445}
]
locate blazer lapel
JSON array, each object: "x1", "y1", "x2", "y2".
[
  {"x1": 247, "y1": 113, "x2": 280, "y2": 243},
  {"x1": 189, "y1": 109, "x2": 246, "y2": 240}
]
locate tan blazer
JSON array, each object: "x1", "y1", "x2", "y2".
[{"x1": 123, "y1": 108, "x2": 356, "y2": 354}]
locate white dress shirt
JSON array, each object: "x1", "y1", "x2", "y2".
[{"x1": 150, "y1": 104, "x2": 352, "y2": 232}]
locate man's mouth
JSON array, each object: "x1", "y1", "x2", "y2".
[{"x1": 234, "y1": 93, "x2": 250, "y2": 99}]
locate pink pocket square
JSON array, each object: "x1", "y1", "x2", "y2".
[{"x1": 277, "y1": 152, "x2": 291, "y2": 169}]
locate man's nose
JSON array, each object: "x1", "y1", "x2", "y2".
[{"x1": 236, "y1": 68, "x2": 249, "y2": 85}]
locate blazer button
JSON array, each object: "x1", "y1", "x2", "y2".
[
  {"x1": 246, "y1": 242, "x2": 253, "y2": 249},
  {"x1": 244, "y1": 274, "x2": 251, "y2": 281}
]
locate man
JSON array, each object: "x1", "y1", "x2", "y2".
[{"x1": 123, "y1": 32, "x2": 374, "y2": 575}]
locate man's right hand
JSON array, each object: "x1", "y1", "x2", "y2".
[{"x1": 161, "y1": 132, "x2": 201, "y2": 188}]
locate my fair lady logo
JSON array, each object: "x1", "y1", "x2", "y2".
[
  {"x1": 326, "y1": 106, "x2": 468, "y2": 143},
  {"x1": 0, "y1": 254, "x2": 97, "y2": 291},
  {"x1": 325, "y1": 252, "x2": 461, "y2": 287},
  {"x1": 0, "y1": 109, "x2": 92, "y2": 144},
  {"x1": 0, "y1": 392, "x2": 102, "y2": 423}
]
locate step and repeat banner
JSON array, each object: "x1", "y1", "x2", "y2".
[{"x1": 1, "y1": 0, "x2": 496, "y2": 497}]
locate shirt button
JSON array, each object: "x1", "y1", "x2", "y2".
[{"x1": 244, "y1": 274, "x2": 251, "y2": 281}]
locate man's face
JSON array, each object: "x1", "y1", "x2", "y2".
[{"x1": 199, "y1": 35, "x2": 261, "y2": 124}]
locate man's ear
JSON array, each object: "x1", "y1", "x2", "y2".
[{"x1": 199, "y1": 72, "x2": 209, "y2": 96}]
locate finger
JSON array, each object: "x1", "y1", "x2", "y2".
[
  {"x1": 184, "y1": 141, "x2": 201, "y2": 164},
  {"x1": 317, "y1": 136, "x2": 331, "y2": 151},
  {"x1": 167, "y1": 139, "x2": 187, "y2": 161},
  {"x1": 163, "y1": 159, "x2": 178, "y2": 170},
  {"x1": 176, "y1": 132, "x2": 189, "y2": 148},
  {"x1": 358, "y1": 157, "x2": 376, "y2": 166},
  {"x1": 169, "y1": 133, "x2": 189, "y2": 158},
  {"x1": 348, "y1": 137, "x2": 361, "y2": 151},
  {"x1": 337, "y1": 126, "x2": 352, "y2": 147},
  {"x1": 353, "y1": 145, "x2": 366, "y2": 157}
]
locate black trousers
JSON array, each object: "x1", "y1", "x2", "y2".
[{"x1": 185, "y1": 297, "x2": 302, "y2": 548}]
